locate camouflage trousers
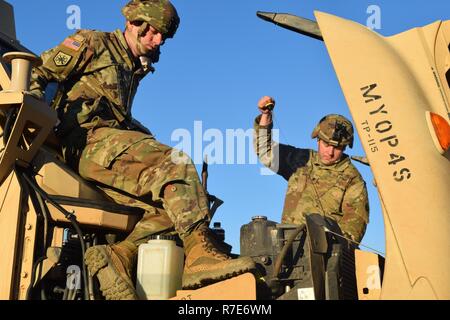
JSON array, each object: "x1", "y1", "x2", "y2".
[{"x1": 78, "y1": 127, "x2": 210, "y2": 246}]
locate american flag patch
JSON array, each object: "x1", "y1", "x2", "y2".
[{"x1": 62, "y1": 37, "x2": 82, "y2": 51}]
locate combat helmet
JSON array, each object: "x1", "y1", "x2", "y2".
[
  {"x1": 311, "y1": 114, "x2": 354, "y2": 148},
  {"x1": 122, "y1": 0, "x2": 180, "y2": 39}
]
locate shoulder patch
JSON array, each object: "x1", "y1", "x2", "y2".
[
  {"x1": 62, "y1": 36, "x2": 84, "y2": 51},
  {"x1": 53, "y1": 51, "x2": 72, "y2": 66}
]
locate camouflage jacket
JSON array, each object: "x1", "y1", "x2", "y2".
[
  {"x1": 30, "y1": 29, "x2": 152, "y2": 163},
  {"x1": 254, "y1": 115, "x2": 369, "y2": 242}
]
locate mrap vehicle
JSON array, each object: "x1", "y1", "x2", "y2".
[{"x1": 0, "y1": 0, "x2": 448, "y2": 300}]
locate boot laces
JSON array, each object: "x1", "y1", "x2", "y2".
[{"x1": 199, "y1": 231, "x2": 230, "y2": 260}]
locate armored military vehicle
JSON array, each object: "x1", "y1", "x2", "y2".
[{"x1": 0, "y1": 0, "x2": 448, "y2": 300}]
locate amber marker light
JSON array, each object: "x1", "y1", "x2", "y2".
[{"x1": 429, "y1": 112, "x2": 450, "y2": 152}]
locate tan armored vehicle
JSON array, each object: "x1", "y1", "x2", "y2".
[{"x1": 0, "y1": 0, "x2": 449, "y2": 300}]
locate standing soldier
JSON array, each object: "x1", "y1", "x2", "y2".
[
  {"x1": 29, "y1": 0, "x2": 255, "y2": 300},
  {"x1": 253, "y1": 96, "x2": 369, "y2": 243}
]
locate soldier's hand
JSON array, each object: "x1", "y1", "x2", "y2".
[{"x1": 258, "y1": 96, "x2": 275, "y2": 114}]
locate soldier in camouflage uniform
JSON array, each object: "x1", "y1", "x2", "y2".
[
  {"x1": 253, "y1": 96, "x2": 369, "y2": 243},
  {"x1": 29, "y1": 0, "x2": 255, "y2": 300}
]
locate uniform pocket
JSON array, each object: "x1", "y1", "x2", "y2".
[{"x1": 83, "y1": 127, "x2": 151, "y2": 168}]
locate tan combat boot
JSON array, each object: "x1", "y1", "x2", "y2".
[
  {"x1": 182, "y1": 224, "x2": 256, "y2": 289},
  {"x1": 85, "y1": 240, "x2": 138, "y2": 300}
]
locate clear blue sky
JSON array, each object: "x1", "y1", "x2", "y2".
[{"x1": 8, "y1": 0, "x2": 450, "y2": 255}]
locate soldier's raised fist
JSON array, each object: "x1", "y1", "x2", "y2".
[{"x1": 258, "y1": 96, "x2": 275, "y2": 114}]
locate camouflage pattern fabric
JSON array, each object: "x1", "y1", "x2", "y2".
[
  {"x1": 99, "y1": 187, "x2": 177, "y2": 246},
  {"x1": 122, "y1": 0, "x2": 180, "y2": 39},
  {"x1": 254, "y1": 115, "x2": 369, "y2": 243},
  {"x1": 79, "y1": 127, "x2": 210, "y2": 240},
  {"x1": 30, "y1": 28, "x2": 210, "y2": 242},
  {"x1": 311, "y1": 114, "x2": 354, "y2": 148},
  {"x1": 30, "y1": 29, "x2": 152, "y2": 167}
]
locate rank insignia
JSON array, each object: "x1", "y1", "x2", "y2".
[{"x1": 53, "y1": 51, "x2": 72, "y2": 66}]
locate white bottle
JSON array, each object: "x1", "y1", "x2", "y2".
[{"x1": 136, "y1": 235, "x2": 184, "y2": 300}]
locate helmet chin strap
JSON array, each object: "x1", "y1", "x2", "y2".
[
  {"x1": 138, "y1": 22, "x2": 149, "y2": 38},
  {"x1": 134, "y1": 22, "x2": 151, "y2": 56},
  {"x1": 127, "y1": 21, "x2": 157, "y2": 71}
]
